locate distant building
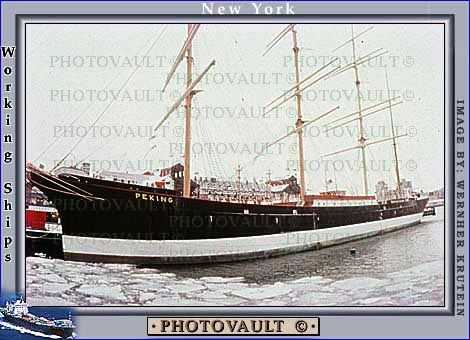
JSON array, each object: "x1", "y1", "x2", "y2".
[
  {"x1": 99, "y1": 170, "x2": 164, "y2": 187},
  {"x1": 196, "y1": 175, "x2": 300, "y2": 204},
  {"x1": 159, "y1": 163, "x2": 184, "y2": 179},
  {"x1": 159, "y1": 163, "x2": 198, "y2": 195},
  {"x1": 375, "y1": 178, "x2": 415, "y2": 202},
  {"x1": 198, "y1": 176, "x2": 268, "y2": 203},
  {"x1": 266, "y1": 175, "x2": 301, "y2": 204},
  {"x1": 26, "y1": 179, "x2": 50, "y2": 207},
  {"x1": 428, "y1": 187, "x2": 444, "y2": 200},
  {"x1": 399, "y1": 178, "x2": 413, "y2": 197},
  {"x1": 375, "y1": 180, "x2": 390, "y2": 201},
  {"x1": 54, "y1": 165, "x2": 89, "y2": 177}
]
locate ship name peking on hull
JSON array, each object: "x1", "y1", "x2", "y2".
[{"x1": 28, "y1": 167, "x2": 428, "y2": 264}]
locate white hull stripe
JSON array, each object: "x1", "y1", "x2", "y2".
[{"x1": 63, "y1": 213, "x2": 423, "y2": 263}]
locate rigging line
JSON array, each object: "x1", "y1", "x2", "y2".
[
  {"x1": 142, "y1": 144, "x2": 157, "y2": 160},
  {"x1": 262, "y1": 24, "x2": 295, "y2": 57},
  {"x1": 324, "y1": 100, "x2": 404, "y2": 132},
  {"x1": 254, "y1": 106, "x2": 340, "y2": 162},
  {"x1": 386, "y1": 146, "x2": 395, "y2": 186},
  {"x1": 366, "y1": 144, "x2": 377, "y2": 182},
  {"x1": 197, "y1": 117, "x2": 212, "y2": 178},
  {"x1": 72, "y1": 143, "x2": 107, "y2": 168},
  {"x1": 195, "y1": 101, "x2": 211, "y2": 179},
  {"x1": 264, "y1": 57, "x2": 339, "y2": 110},
  {"x1": 51, "y1": 24, "x2": 168, "y2": 172},
  {"x1": 161, "y1": 24, "x2": 200, "y2": 92},
  {"x1": 27, "y1": 163, "x2": 96, "y2": 196},
  {"x1": 331, "y1": 26, "x2": 374, "y2": 53},
  {"x1": 192, "y1": 31, "x2": 236, "y2": 180},
  {"x1": 207, "y1": 30, "x2": 247, "y2": 179},
  {"x1": 36, "y1": 26, "x2": 167, "y2": 166},
  {"x1": 366, "y1": 145, "x2": 390, "y2": 196},
  {"x1": 342, "y1": 149, "x2": 361, "y2": 196},
  {"x1": 324, "y1": 96, "x2": 401, "y2": 128},
  {"x1": 191, "y1": 99, "x2": 203, "y2": 177},
  {"x1": 34, "y1": 26, "x2": 169, "y2": 165},
  {"x1": 33, "y1": 71, "x2": 123, "y2": 164},
  {"x1": 209, "y1": 125, "x2": 225, "y2": 179},
  {"x1": 50, "y1": 174, "x2": 95, "y2": 197},
  {"x1": 325, "y1": 49, "x2": 388, "y2": 81},
  {"x1": 31, "y1": 170, "x2": 93, "y2": 198},
  {"x1": 221, "y1": 25, "x2": 249, "y2": 108},
  {"x1": 321, "y1": 133, "x2": 408, "y2": 158},
  {"x1": 151, "y1": 59, "x2": 216, "y2": 136},
  {"x1": 194, "y1": 95, "x2": 224, "y2": 179},
  {"x1": 263, "y1": 64, "x2": 340, "y2": 116},
  {"x1": 201, "y1": 126, "x2": 216, "y2": 179},
  {"x1": 30, "y1": 177, "x2": 102, "y2": 201}
]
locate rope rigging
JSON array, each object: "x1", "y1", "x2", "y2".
[{"x1": 50, "y1": 24, "x2": 168, "y2": 172}]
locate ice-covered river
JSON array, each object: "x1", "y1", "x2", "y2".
[{"x1": 26, "y1": 207, "x2": 444, "y2": 307}]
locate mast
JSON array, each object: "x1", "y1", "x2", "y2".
[
  {"x1": 260, "y1": 25, "x2": 340, "y2": 203},
  {"x1": 385, "y1": 67, "x2": 401, "y2": 197},
  {"x1": 324, "y1": 162, "x2": 329, "y2": 192},
  {"x1": 291, "y1": 26, "x2": 306, "y2": 203},
  {"x1": 236, "y1": 163, "x2": 242, "y2": 196},
  {"x1": 333, "y1": 165, "x2": 338, "y2": 191},
  {"x1": 183, "y1": 24, "x2": 193, "y2": 198},
  {"x1": 152, "y1": 24, "x2": 215, "y2": 195},
  {"x1": 350, "y1": 24, "x2": 369, "y2": 196}
]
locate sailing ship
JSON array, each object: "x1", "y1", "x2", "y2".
[
  {"x1": 27, "y1": 24, "x2": 428, "y2": 264},
  {"x1": 0, "y1": 299, "x2": 74, "y2": 338}
]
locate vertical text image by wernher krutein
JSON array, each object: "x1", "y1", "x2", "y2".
[{"x1": 25, "y1": 23, "x2": 444, "y2": 307}]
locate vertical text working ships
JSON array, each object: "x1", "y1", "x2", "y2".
[{"x1": 2, "y1": 46, "x2": 15, "y2": 262}]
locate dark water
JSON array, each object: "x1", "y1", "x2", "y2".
[{"x1": 155, "y1": 207, "x2": 444, "y2": 283}]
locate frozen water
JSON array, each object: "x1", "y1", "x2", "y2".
[
  {"x1": 231, "y1": 284, "x2": 292, "y2": 300},
  {"x1": 42, "y1": 283, "x2": 75, "y2": 294},
  {"x1": 76, "y1": 284, "x2": 127, "y2": 301},
  {"x1": 171, "y1": 283, "x2": 206, "y2": 294},
  {"x1": 138, "y1": 292, "x2": 156, "y2": 303},
  {"x1": 43, "y1": 273, "x2": 68, "y2": 284},
  {"x1": 26, "y1": 258, "x2": 444, "y2": 306},
  {"x1": 199, "y1": 276, "x2": 245, "y2": 283},
  {"x1": 330, "y1": 277, "x2": 386, "y2": 291}
]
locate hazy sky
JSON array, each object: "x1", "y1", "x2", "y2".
[{"x1": 26, "y1": 23, "x2": 445, "y2": 194}]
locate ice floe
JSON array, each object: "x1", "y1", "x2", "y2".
[
  {"x1": 329, "y1": 277, "x2": 386, "y2": 291},
  {"x1": 231, "y1": 284, "x2": 292, "y2": 300},
  {"x1": 76, "y1": 284, "x2": 127, "y2": 301},
  {"x1": 26, "y1": 257, "x2": 443, "y2": 307},
  {"x1": 199, "y1": 276, "x2": 245, "y2": 284}
]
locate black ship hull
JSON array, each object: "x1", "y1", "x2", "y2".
[
  {"x1": 28, "y1": 168, "x2": 428, "y2": 264},
  {"x1": 26, "y1": 229, "x2": 64, "y2": 259},
  {"x1": 2, "y1": 314, "x2": 73, "y2": 338}
]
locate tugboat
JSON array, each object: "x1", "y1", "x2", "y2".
[
  {"x1": 0, "y1": 299, "x2": 74, "y2": 338},
  {"x1": 423, "y1": 207, "x2": 436, "y2": 216},
  {"x1": 26, "y1": 178, "x2": 63, "y2": 258}
]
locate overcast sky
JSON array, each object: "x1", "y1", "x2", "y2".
[{"x1": 26, "y1": 23, "x2": 445, "y2": 194}]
